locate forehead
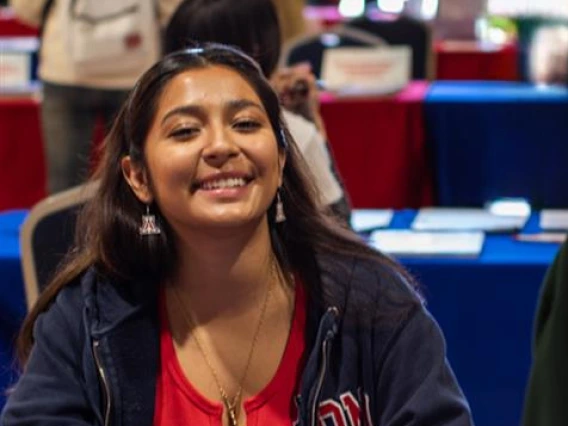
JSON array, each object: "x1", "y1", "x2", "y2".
[{"x1": 156, "y1": 65, "x2": 264, "y2": 113}]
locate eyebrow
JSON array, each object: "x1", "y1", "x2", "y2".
[{"x1": 161, "y1": 99, "x2": 266, "y2": 125}]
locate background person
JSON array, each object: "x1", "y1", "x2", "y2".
[
  {"x1": 9, "y1": 0, "x2": 182, "y2": 194},
  {"x1": 523, "y1": 239, "x2": 568, "y2": 426}
]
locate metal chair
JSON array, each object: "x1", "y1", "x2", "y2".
[{"x1": 20, "y1": 181, "x2": 97, "y2": 310}]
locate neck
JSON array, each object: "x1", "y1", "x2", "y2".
[{"x1": 171, "y1": 218, "x2": 280, "y2": 321}]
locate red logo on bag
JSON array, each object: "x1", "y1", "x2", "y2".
[{"x1": 124, "y1": 32, "x2": 142, "y2": 50}]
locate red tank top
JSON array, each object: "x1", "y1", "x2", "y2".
[{"x1": 154, "y1": 280, "x2": 307, "y2": 426}]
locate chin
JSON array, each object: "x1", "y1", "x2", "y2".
[{"x1": 192, "y1": 212, "x2": 266, "y2": 230}]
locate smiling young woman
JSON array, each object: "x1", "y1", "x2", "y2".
[{"x1": 2, "y1": 44, "x2": 473, "y2": 426}]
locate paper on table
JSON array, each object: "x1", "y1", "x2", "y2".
[
  {"x1": 540, "y1": 210, "x2": 568, "y2": 230},
  {"x1": 412, "y1": 208, "x2": 528, "y2": 232},
  {"x1": 350, "y1": 209, "x2": 393, "y2": 232},
  {"x1": 370, "y1": 230, "x2": 485, "y2": 258},
  {"x1": 515, "y1": 232, "x2": 567, "y2": 243}
]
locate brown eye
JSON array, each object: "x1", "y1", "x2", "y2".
[
  {"x1": 234, "y1": 120, "x2": 261, "y2": 132},
  {"x1": 169, "y1": 127, "x2": 200, "y2": 140}
]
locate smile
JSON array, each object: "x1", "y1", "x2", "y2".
[
  {"x1": 200, "y1": 177, "x2": 249, "y2": 190},
  {"x1": 193, "y1": 172, "x2": 255, "y2": 192}
]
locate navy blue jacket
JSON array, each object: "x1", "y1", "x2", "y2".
[{"x1": 2, "y1": 256, "x2": 473, "y2": 425}]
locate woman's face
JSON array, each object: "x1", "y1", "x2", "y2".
[{"x1": 123, "y1": 65, "x2": 285, "y2": 233}]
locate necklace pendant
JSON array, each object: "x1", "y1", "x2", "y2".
[
  {"x1": 222, "y1": 396, "x2": 239, "y2": 426},
  {"x1": 227, "y1": 406, "x2": 238, "y2": 426}
]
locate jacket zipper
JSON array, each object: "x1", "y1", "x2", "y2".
[
  {"x1": 93, "y1": 340, "x2": 112, "y2": 426},
  {"x1": 310, "y1": 308, "x2": 338, "y2": 426}
]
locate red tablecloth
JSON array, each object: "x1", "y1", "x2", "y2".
[
  {"x1": 0, "y1": 9, "x2": 38, "y2": 37},
  {"x1": 0, "y1": 97, "x2": 46, "y2": 210},
  {"x1": 0, "y1": 95, "x2": 109, "y2": 211},
  {"x1": 319, "y1": 81, "x2": 433, "y2": 209},
  {"x1": 0, "y1": 82, "x2": 433, "y2": 211},
  {"x1": 435, "y1": 41, "x2": 519, "y2": 81}
]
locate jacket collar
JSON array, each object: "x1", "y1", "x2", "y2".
[{"x1": 81, "y1": 268, "x2": 158, "y2": 338}]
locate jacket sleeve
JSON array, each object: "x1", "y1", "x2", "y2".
[
  {"x1": 8, "y1": 0, "x2": 49, "y2": 28},
  {"x1": 522, "y1": 241, "x2": 568, "y2": 426},
  {"x1": 375, "y1": 306, "x2": 474, "y2": 426},
  {"x1": 1, "y1": 294, "x2": 99, "y2": 425}
]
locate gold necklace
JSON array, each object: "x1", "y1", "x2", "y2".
[{"x1": 172, "y1": 261, "x2": 275, "y2": 426}]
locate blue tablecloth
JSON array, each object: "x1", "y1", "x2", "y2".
[
  {"x1": 425, "y1": 81, "x2": 568, "y2": 208},
  {"x1": 0, "y1": 210, "x2": 561, "y2": 426},
  {"x1": 380, "y1": 210, "x2": 561, "y2": 426},
  {"x1": 0, "y1": 210, "x2": 27, "y2": 409}
]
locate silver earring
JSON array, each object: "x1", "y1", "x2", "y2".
[
  {"x1": 275, "y1": 190, "x2": 286, "y2": 223},
  {"x1": 139, "y1": 204, "x2": 161, "y2": 235}
]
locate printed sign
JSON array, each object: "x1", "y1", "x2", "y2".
[
  {"x1": 0, "y1": 53, "x2": 31, "y2": 88},
  {"x1": 0, "y1": 37, "x2": 38, "y2": 89},
  {"x1": 321, "y1": 46, "x2": 411, "y2": 96}
]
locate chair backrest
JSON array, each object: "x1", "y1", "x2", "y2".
[
  {"x1": 280, "y1": 25, "x2": 386, "y2": 79},
  {"x1": 20, "y1": 181, "x2": 98, "y2": 310},
  {"x1": 346, "y1": 15, "x2": 433, "y2": 79}
]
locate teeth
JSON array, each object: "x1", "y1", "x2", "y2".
[{"x1": 202, "y1": 177, "x2": 247, "y2": 190}]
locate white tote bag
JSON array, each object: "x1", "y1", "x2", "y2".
[{"x1": 59, "y1": 0, "x2": 160, "y2": 77}]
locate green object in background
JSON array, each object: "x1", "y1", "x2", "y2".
[{"x1": 486, "y1": 15, "x2": 517, "y2": 37}]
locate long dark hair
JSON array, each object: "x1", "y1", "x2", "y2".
[
  {"x1": 17, "y1": 44, "x2": 419, "y2": 365},
  {"x1": 164, "y1": 0, "x2": 281, "y2": 76}
]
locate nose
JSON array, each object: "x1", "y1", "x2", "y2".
[{"x1": 202, "y1": 126, "x2": 239, "y2": 167}]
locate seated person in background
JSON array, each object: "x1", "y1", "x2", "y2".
[
  {"x1": 165, "y1": 0, "x2": 352, "y2": 223},
  {"x1": 529, "y1": 25, "x2": 568, "y2": 85},
  {"x1": 1, "y1": 43, "x2": 473, "y2": 426},
  {"x1": 272, "y1": 0, "x2": 308, "y2": 44},
  {"x1": 523, "y1": 239, "x2": 568, "y2": 426}
]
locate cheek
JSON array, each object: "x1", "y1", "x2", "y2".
[
  {"x1": 146, "y1": 147, "x2": 199, "y2": 194},
  {"x1": 248, "y1": 139, "x2": 281, "y2": 176}
]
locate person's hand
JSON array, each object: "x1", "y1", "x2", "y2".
[{"x1": 270, "y1": 63, "x2": 320, "y2": 122}]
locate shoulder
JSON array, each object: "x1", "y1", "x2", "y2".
[
  {"x1": 42, "y1": 266, "x2": 146, "y2": 334},
  {"x1": 52, "y1": 267, "x2": 155, "y2": 335},
  {"x1": 547, "y1": 240, "x2": 568, "y2": 289},
  {"x1": 36, "y1": 268, "x2": 98, "y2": 337},
  {"x1": 535, "y1": 240, "x2": 568, "y2": 327},
  {"x1": 318, "y1": 253, "x2": 421, "y2": 319}
]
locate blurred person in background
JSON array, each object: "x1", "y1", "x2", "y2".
[
  {"x1": 528, "y1": 24, "x2": 568, "y2": 85},
  {"x1": 9, "y1": 0, "x2": 181, "y2": 194},
  {"x1": 523, "y1": 239, "x2": 568, "y2": 426},
  {"x1": 272, "y1": 0, "x2": 307, "y2": 44},
  {"x1": 433, "y1": 0, "x2": 485, "y2": 39},
  {"x1": 165, "y1": 0, "x2": 352, "y2": 224}
]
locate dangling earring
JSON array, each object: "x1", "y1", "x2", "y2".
[
  {"x1": 275, "y1": 190, "x2": 286, "y2": 223},
  {"x1": 139, "y1": 204, "x2": 161, "y2": 235}
]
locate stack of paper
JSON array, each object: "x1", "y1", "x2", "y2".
[
  {"x1": 411, "y1": 208, "x2": 528, "y2": 232},
  {"x1": 350, "y1": 209, "x2": 393, "y2": 232},
  {"x1": 370, "y1": 230, "x2": 485, "y2": 258},
  {"x1": 540, "y1": 210, "x2": 568, "y2": 230}
]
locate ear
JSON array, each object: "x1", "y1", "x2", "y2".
[
  {"x1": 121, "y1": 156, "x2": 153, "y2": 203},
  {"x1": 277, "y1": 149, "x2": 286, "y2": 187}
]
